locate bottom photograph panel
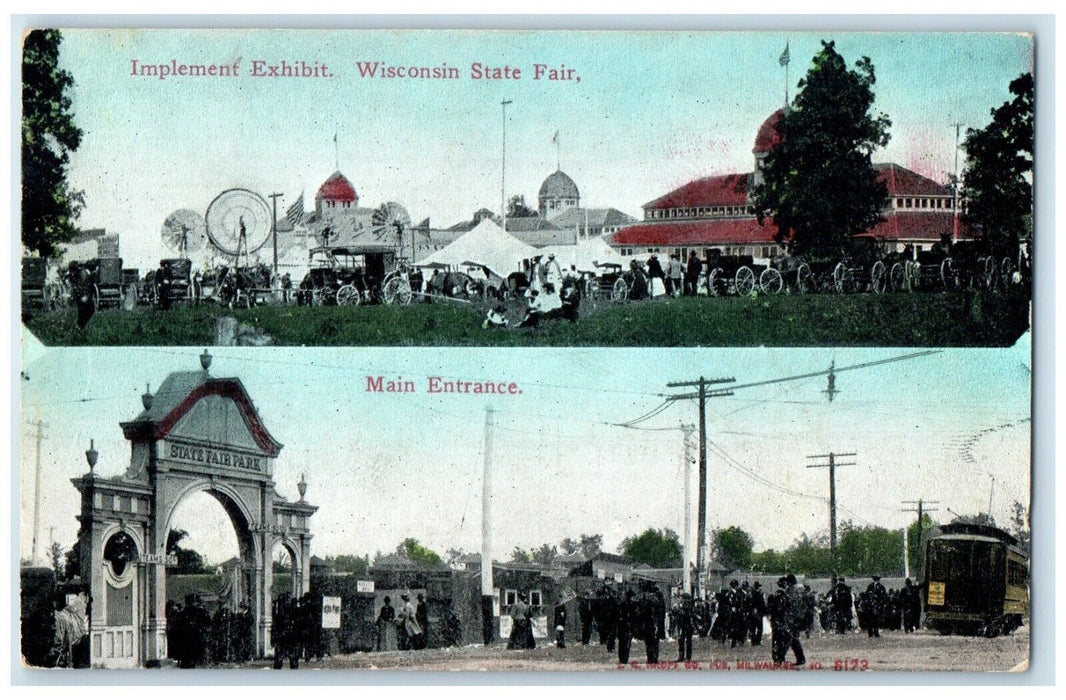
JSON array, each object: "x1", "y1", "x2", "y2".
[{"x1": 18, "y1": 342, "x2": 1031, "y2": 673}]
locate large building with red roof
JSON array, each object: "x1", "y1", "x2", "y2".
[{"x1": 609, "y1": 110, "x2": 971, "y2": 260}]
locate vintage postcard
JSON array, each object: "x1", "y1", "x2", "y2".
[{"x1": 16, "y1": 26, "x2": 1035, "y2": 676}]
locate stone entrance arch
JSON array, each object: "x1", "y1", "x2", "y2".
[{"x1": 72, "y1": 352, "x2": 316, "y2": 668}]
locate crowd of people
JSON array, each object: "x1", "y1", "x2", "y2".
[
  {"x1": 374, "y1": 593, "x2": 431, "y2": 652},
  {"x1": 165, "y1": 594, "x2": 256, "y2": 668},
  {"x1": 560, "y1": 575, "x2": 926, "y2": 667}
]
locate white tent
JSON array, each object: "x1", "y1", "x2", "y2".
[
  {"x1": 537, "y1": 235, "x2": 627, "y2": 273},
  {"x1": 418, "y1": 219, "x2": 538, "y2": 278}
]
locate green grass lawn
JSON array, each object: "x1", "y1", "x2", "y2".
[{"x1": 23, "y1": 289, "x2": 1030, "y2": 347}]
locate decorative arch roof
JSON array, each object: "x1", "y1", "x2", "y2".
[{"x1": 121, "y1": 372, "x2": 282, "y2": 457}]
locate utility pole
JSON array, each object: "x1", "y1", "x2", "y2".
[
  {"x1": 481, "y1": 407, "x2": 495, "y2": 644},
  {"x1": 268, "y1": 192, "x2": 283, "y2": 277},
  {"x1": 901, "y1": 498, "x2": 939, "y2": 576},
  {"x1": 951, "y1": 122, "x2": 964, "y2": 241},
  {"x1": 500, "y1": 100, "x2": 512, "y2": 234},
  {"x1": 29, "y1": 419, "x2": 48, "y2": 565},
  {"x1": 665, "y1": 376, "x2": 735, "y2": 596},
  {"x1": 805, "y1": 452, "x2": 857, "y2": 552},
  {"x1": 680, "y1": 423, "x2": 696, "y2": 595}
]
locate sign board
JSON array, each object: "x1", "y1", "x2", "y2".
[
  {"x1": 499, "y1": 614, "x2": 512, "y2": 639},
  {"x1": 322, "y1": 596, "x2": 342, "y2": 629},
  {"x1": 356, "y1": 580, "x2": 375, "y2": 593},
  {"x1": 614, "y1": 572, "x2": 624, "y2": 583},
  {"x1": 531, "y1": 616, "x2": 549, "y2": 639},
  {"x1": 927, "y1": 581, "x2": 946, "y2": 606},
  {"x1": 141, "y1": 553, "x2": 178, "y2": 566},
  {"x1": 163, "y1": 439, "x2": 265, "y2": 472}
]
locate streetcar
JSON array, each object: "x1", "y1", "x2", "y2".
[{"x1": 923, "y1": 522, "x2": 1028, "y2": 637}]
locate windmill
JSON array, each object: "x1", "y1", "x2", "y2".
[
  {"x1": 160, "y1": 209, "x2": 207, "y2": 260},
  {"x1": 205, "y1": 188, "x2": 272, "y2": 265},
  {"x1": 371, "y1": 202, "x2": 413, "y2": 259}
]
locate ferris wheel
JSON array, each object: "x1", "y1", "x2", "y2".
[{"x1": 205, "y1": 188, "x2": 272, "y2": 259}]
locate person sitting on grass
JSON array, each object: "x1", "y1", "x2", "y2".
[{"x1": 483, "y1": 305, "x2": 509, "y2": 329}]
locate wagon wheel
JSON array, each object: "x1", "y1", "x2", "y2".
[
  {"x1": 982, "y1": 257, "x2": 997, "y2": 290},
  {"x1": 1000, "y1": 256, "x2": 1017, "y2": 288},
  {"x1": 708, "y1": 269, "x2": 722, "y2": 297},
  {"x1": 889, "y1": 262, "x2": 907, "y2": 292},
  {"x1": 940, "y1": 257, "x2": 960, "y2": 290},
  {"x1": 795, "y1": 263, "x2": 814, "y2": 294},
  {"x1": 610, "y1": 277, "x2": 629, "y2": 303},
  {"x1": 870, "y1": 261, "x2": 887, "y2": 294},
  {"x1": 583, "y1": 277, "x2": 598, "y2": 301},
  {"x1": 383, "y1": 276, "x2": 413, "y2": 305},
  {"x1": 735, "y1": 266, "x2": 755, "y2": 296},
  {"x1": 92, "y1": 284, "x2": 101, "y2": 309},
  {"x1": 336, "y1": 284, "x2": 362, "y2": 306},
  {"x1": 832, "y1": 262, "x2": 853, "y2": 293},
  {"x1": 759, "y1": 267, "x2": 783, "y2": 295}
]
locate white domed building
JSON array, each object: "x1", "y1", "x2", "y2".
[{"x1": 538, "y1": 169, "x2": 581, "y2": 217}]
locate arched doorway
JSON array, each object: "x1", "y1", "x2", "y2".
[{"x1": 71, "y1": 353, "x2": 316, "y2": 667}]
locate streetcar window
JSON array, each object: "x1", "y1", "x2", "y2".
[{"x1": 1008, "y1": 560, "x2": 1028, "y2": 586}]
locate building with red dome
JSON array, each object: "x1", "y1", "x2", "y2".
[{"x1": 609, "y1": 110, "x2": 972, "y2": 260}]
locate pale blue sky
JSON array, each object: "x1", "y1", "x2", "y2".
[
  {"x1": 20, "y1": 338, "x2": 1030, "y2": 565},
  {"x1": 54, "y1": 29, "x2": 1033, "y2": 270}
]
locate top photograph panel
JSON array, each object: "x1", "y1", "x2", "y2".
[{"x1": 19, "y1": 29, "x2": 1033, "y2": 347}]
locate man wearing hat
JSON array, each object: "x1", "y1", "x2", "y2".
[
  {"x1": 748, "y1": 582, "x2": 767, "y2": 646},
  {"x1": 675, "y1": 593, "x2": 695, "y2": 662},
  {"x1": 866, "y1": 576, "x2": 888, "y2": 638},
  {"x1": 578, "y1": 590, "x2": 595, "y2": 645},
  {"x1": 832, "y1": 577, "x2": 853, "y2": 634},
  {"x1": 782, "y1": 574, "x2": 806, "y2": 666}
]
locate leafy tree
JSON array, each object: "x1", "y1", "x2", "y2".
[
  {"x1": 961, "y1": 73, "x2": 1034, "y2": 256},
  {"x1": 22, "y1": 29, "x2": 84, "y2": 257},
  {"x1": 712, "y1": 526, "x2": 755, "y2": 571},
  {"x1": 166, "y1": 529, "x2": 208, "y2": 574},
  {"x1": 906, "y1": 513, "x2": 937, "y2": 577},
  {"x1": 620, "y1": 527, "x2": 682, "y2": 568},
  {"x1": 63, "y1": 543, "x2": 81, "y2": 581},
  {"x1": 750, "y1": 549, "x2": 786, "y2": 573},
  {"x1": 836, "y1": 522, "x2": 904, "y2": 576},
  {"x1": 950, "y1": 512, "x2": 997, "y2": 528},
  {"x1": 783, "y1": 532, "x2": 834, "y2": 575},
  {"x1": 323, "y1": 554, "x2": 369, "y2": 575},
  {"x1": 507, "y1": 194, "x2": 538, "y2": 218},
  {"x1": 752, "y1": 40, "x2": 891, "y2": 255},
  {"x1": 511, "y1": 546, "x2": 532, "y2": 564},
  {"x1": 560, "y1": 533, "x2": 603, "y2": 559},
  {"x1": 50, "y1": 541, "x2": 64, "y2": 581},
  {"x1": 397, "y1": 537, "x2": 443, "y2": 567},
  {"x1": 1009, "y1": 500, "x2": 1030, "y2": 555}
]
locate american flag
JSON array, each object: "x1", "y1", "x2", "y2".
[
  {"x1": 779, "y1": 43, "x2": 790, "y2": 67},
  {"x1": 286, "y1": 194, "x2": 304, "y2": 227}
]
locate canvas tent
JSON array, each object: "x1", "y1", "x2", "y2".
[
  {"x1": 417, "y1": 219, "x2": 538, "y2": 279},
  {"x1": 539, "y1": 235, "x2": 627, "y2": 272}
]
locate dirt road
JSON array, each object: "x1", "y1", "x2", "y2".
[{"x1": 248, "y1": 626, "x2": 1028, "y2": 673}]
